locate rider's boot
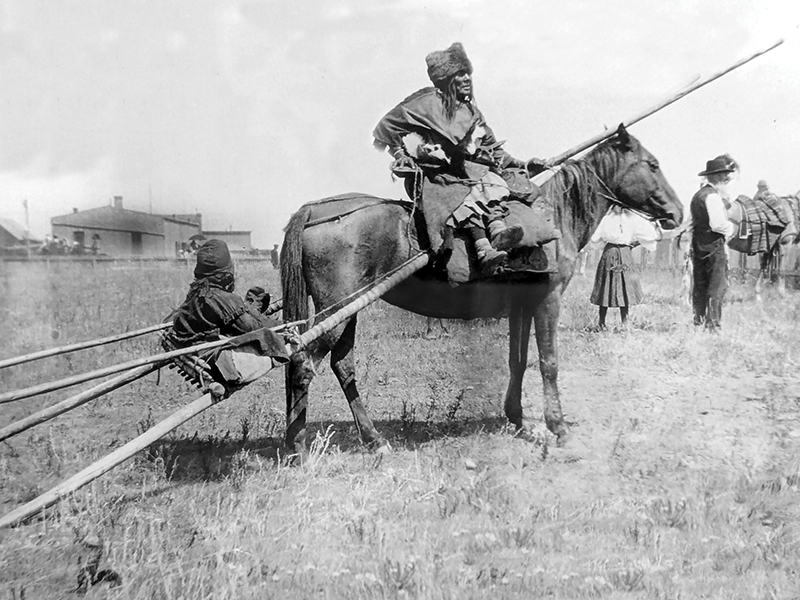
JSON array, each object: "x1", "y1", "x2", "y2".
[
  {"x1": 487, "y1": 219, "x2": 525, "y2": 252},
  {"x1": 474, "y1": 237, "x2": 507, "y2": 272}
]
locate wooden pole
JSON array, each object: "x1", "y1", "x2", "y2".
[
  {"x1": 0, "y1": 251, "x2": 431, "y2": 528},
  {"x1": 0, "y1": 323, "x2": 172, "y2": 370},
  {"x1": 0, "y1": 337, "x2": 234, "y2": 404},
  {"x1": 547, "y1": 39, "x2": 784, "y2": 166},
  {"x1": 0, "y1": 365, "x2": 159, "y2": 443},
  {"x1": 0, "y1": 392, "x2": 218, "y2": 530},
  {"x1": 299, "y1": 252, "x2": 430, "y2": 345}
]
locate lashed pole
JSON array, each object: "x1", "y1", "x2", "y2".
[
  {"x1": 544, "y1": 39, "x2": 784, "y2": 169},
  {"x1": 0, "y1": 339, "x2": 234, "y2": 404},
  {"x1": 0, "y1": 365, "x2": 160, "y2": 443},
  {"x1": 0, "y1": 323, "x2": 171, "y2": 370},
  {"x1": 0, "y1": 252, "x2": 431, "y2": 529},
  {"x1": 0, "y1": 301, "x2": 283, "y2": 370}
]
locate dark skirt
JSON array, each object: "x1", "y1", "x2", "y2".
[{"x1": 590, "y1": 244, "x2": 643, "y2": 307}]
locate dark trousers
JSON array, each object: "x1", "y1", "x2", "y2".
[{"x1": 692, "y1": 239, "x2": 727, "y2": 329}]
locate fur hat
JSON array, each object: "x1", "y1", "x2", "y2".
[
  {"x1": 425, "y1": 42, "x2": 473, "y2": 87},
  {"x1": 698, "y1": 154, "x2": 738, "y2": 177}
]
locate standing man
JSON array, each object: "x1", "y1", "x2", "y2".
[
  {"x1": 689, "y1": 154, "x2": 737, "y2": 331},
  {"x1": 270, "y1": 244, "x2": 280, "y2": 270}
]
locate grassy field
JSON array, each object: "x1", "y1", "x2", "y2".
[{"x1": 2, "y1": 258, "x2": 800, "y2": 599}]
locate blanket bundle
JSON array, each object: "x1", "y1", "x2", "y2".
[{"x1": 731, "y1": 193, "x2": 790, "y2": 255}]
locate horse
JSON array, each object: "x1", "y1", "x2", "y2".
[
  {"x1": 279, "y1": 125, "x2": 683, "y2": 454},
  {"x1": 727, "y1": 192, "x2": 800, "y2": 296}
]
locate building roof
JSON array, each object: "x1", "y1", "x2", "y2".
[
  {"x1": 51, "y1": 206, "x2": 166, "y2": 235},
  {"x1": 0, "y1": 217, "x2": 39, "y2": 243},
  {"x1": 202, "y1": 230, "x2": 252, "y2": 236}
]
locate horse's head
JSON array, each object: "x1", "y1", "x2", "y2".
[{"x1": 602, "y1": 124, "x2": 683, "y2": 230}]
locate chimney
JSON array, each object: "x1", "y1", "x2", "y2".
[{"x1": 113, "y1": 196, "x2": 123, "y2": 209}]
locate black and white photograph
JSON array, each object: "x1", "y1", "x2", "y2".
[{"x1": 2, "y1": 1, "x2": 800, "y2": 597}]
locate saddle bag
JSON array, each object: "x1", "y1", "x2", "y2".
[{"x1": 727, "y1": 220, "x2": 752, "y2": 254}]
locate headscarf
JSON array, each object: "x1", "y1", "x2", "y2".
[{"x1": 191, "y1": 239, "x2": 235, "y2": 293}]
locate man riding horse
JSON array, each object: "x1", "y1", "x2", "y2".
[{"x1": 372, "y1": 42, "x2": 561, "y2": 274}]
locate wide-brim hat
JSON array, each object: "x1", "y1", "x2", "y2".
[
  {"x1": 698, "y1": 154, "x2": 738, "y2": 176},
  {"x1": 425, "y1": 42, "x2": 473, "y2": 87}
]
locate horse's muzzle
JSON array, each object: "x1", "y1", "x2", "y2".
[{"x1": 658, "y1": 217, "x2": 680, "y2": 230}]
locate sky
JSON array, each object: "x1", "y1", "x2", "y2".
[{"x1": 1, "y1": 0, "x2": 799, "y2": 249}]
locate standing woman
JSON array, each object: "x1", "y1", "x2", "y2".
[{"x1": 589, "y1": 205, "x2": 662, "y2": 330}]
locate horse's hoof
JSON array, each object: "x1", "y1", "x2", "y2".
[
  {"x1": 512, "y1": 421, "x2": 548, "y2": 445},
  {"x1": 281, "y1": 450, "x2": 306, "y2": 467},
  {"x1": 555, "y1": 429, "x2": 572, "y2": 448},
  {"x1": 367, "y1": 437, "x2": 392, "y2": 455},
  {"x1": 374, "y1": 440, "x2": 392, "y2": 455}
]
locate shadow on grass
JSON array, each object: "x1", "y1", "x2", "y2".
[{"x1": 142, "y1": 415, "x2": 512, "y2": 483}]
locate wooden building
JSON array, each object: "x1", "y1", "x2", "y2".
[
  {"x1": 0, "y1": 218, "x2": 40, "y2": 253},
  {"x1": 201, "y1": 230, "x2": 252, "y2": 254},
  {"x1": 51, "y1": 197, "x2": 201, "y2": 257}
]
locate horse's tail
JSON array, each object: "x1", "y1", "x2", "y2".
[{"x1": 281, "y1": 204, "x2": 312, "y2": 332}]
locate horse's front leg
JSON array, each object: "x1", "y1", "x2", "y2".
[
  {"x1": 330, "y1": 317, "x2": 391, "y2": 452},
  {"x1": 532, "y1": 291, "x2": 569, "y2": 446},
  {"x1": 504, "y1": 300, "x2": 534, "y2": 432}
]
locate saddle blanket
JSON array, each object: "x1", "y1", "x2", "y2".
[{"x1": 730, "y1": 193, "x2": 790, "y2": 255}]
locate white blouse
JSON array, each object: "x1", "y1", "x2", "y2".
[{"x1": 590, "y1": 208, "x2": 663, "y2": 252}]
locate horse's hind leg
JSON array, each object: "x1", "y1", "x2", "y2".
[
  {"x1": 285, "y1": 346, "x2": 322, "y2": 457},
  {"x1": 330, "y1": 317, "x2": 390, "y2": 452}
]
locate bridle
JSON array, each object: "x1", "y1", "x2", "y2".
[{"x1": 583, "y1": 159, "x2": 664, "y2": 223}]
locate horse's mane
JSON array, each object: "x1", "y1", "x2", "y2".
[{"x1": 543, "y1": 137, "x2": 623, "y2": 249}]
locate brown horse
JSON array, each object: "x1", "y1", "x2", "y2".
[{"x1": 280, "y1": 125, "x2": 682, "y2": 454}]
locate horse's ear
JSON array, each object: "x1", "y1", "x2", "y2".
[{"x1": 616, "y1": 123, "x2": 632, "y2": 149}]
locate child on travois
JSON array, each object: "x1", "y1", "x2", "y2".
[
  {"x1": 589, "y1": 205, "x2": 662, "y2": 331},
  {"x1": 167, "y1": 239, "x2": 288, "y2": 387}
]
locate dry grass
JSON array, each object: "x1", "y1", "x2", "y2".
[{"x1": 2, "y1": 259, "x2": 800, "y2": 599}]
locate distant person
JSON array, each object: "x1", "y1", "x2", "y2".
[
  {"x1": 688, "y1": 154, "x2": 737, "y2": 331},
  {"x1": 90, "y1": 233, "x2": 100, "y2": 255},
  {"x1": 166, "y1": 240, "x2": 288, "y2": 386},
  {"x1": 589, "y1": 205, "x2": 662, "y2": 331},
  {"x1": 753, "y1": 179, "x2": 770, "y2": 202},
  {"x1": 270, "y1": 244, "x2": 280, "y2": 270}
]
